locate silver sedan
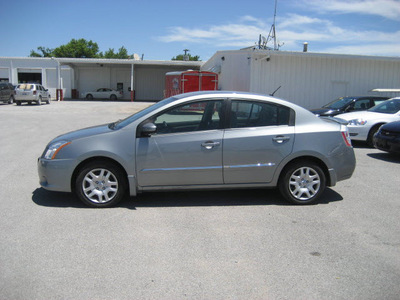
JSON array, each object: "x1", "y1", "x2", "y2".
[{"x1": 38, "y1": 91, "x2": 356, "y2": 207}]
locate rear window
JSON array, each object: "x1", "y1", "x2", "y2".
[{"x1": 17, "y1": 84, "x2": 34, "y2": 90}]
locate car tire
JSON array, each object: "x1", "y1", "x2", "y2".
[
  {"x1": 37, "y1": 96, "x2": 42, "y2": 105},
  {"x1": 75, "y1": 161, "x2": 127, "y2": 208},
  {"x1": 367, "y1": 124, "x2": 382, "y2": 147},
  {"x1": 86, "y1": 94, "x2": 93, "y2": 100},
  {"x1": 46, "y1": 95, "x2": 51, "y2": 104},
  {"x1": 8, "y1": 96, "x2": 14, "y2": 104},
  {"x1": 16, "y1": 101, "x2": 21, "y2": 106},
  {"x1": 110, "y1": 94, "x2": 117, "y2": 101},
  {"x1": 278, "y1": 160, "x2": 326, "y2": 205},
  {"x1": 28, "y1": 101, "x2": 32, "y2": 105}
]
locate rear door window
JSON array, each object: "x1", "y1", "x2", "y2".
[{"x1": 230, "y1": 100, "x2": 292, "y2": 128}]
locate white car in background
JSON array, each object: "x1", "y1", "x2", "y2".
[
  {"x1": 336, "y1": 97, "x2": 400, "y2": 145},
  {"x1": 83, "y1": 88, "x2": 123, "y2": 100},
  {"x1": 14, "y1": 83, "x2": 51, "y2": 105}
]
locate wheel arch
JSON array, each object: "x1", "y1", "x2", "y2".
[
  {"x1": 367, "y1": 122, "x2": 386, "y2": 145},
  {"x1": 277, "y1": 156, "x2": 332, "y2": 187},
  {"x1": 71, "y1": 156, "x2": 129, "y2": 193},
  {"x1": 368, "y1": 122, "x2": 385, "y2": 136}
]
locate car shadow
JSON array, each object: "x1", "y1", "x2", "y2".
[
  {"x1": 351, "y1": 141, "x2": 371, "y2": 149},
  {"x1": 367, "y1": 152, "x2": 400, "y2": 163},
  {"x1": 32, "y1": 187, "x2": 343, "y2": 209}
]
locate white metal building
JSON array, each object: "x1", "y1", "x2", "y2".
[
  {"x1": 0, "y1": 57, "x2": 202, "y2": 101},
  {"x1": 201, "y1": 50, "x2": 400, "y2": 109},
  {"x1": 2, "y1": 50, "x2": 400, "y2": 106}
]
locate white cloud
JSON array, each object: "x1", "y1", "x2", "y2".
[
  {"x1": 158, "y1": 18, "x2": 268, "y2": 46},
  {"x1": 303, "y1": 0, "x2": 400, "y2": 20},
  {"x1": 322, "y1": 43, "x2": 400, "y2": 56},
  {"x1": 157, "y1": 14, "x2": 400, "y2": 57}
]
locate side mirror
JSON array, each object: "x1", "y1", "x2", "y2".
[{"x1": 140, "y1": 122, "x2": 157, "y2": 137}]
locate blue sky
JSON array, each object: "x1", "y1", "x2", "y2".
[{"x1": 1, "y1": 0, "x2": 399, "y2": 61}]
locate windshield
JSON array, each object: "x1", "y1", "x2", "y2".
[
  {"x1": 110, "y1": 96, "x2": 179, "y2": 130},
  {"x1": 323, "y1": 97, "x2": 355, "y2": 109},
  {"x1": 368, "y1": 98, "x2": 400, "y2": 114},
  {"x1": 17, "y1": 84, "x2": 34, "y2": 90}
]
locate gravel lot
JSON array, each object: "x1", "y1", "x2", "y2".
[{"x1": 1, "y1": 100, "x2": 399, "y2": 300}]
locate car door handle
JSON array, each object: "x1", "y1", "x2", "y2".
[
  {"x1": 273, "y1": 135, "x2": 291, "y2": 144},
  {"x1": 201, "y1": 141, "x2": 221, "y2": 150}
]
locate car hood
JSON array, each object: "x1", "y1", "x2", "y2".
[
  {"x1": 336, "y1": 111, "x2": 384, "y2": 120},
  {"x1": 310, "y1": 108, "x2": 340, "y2": 116},
  {"x1": 381, "y1": 121, "x2": 400, "y2": 132},
  {"x1": 51, "y1": 123, "x2": 113, "y2": 143}
]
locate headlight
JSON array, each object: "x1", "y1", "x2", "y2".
[
  {"x1": 348, "y1": 118, "x2": 367, "y2": 126},
  {"x1": 44, "y1": 141, "x2": 71, "y2": 160}
]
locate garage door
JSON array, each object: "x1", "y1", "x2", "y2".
[
  {"x1": 0, "y1": 68, "x2": 10, "y2": 82},
  {"x1": 135, "y1": 67, "x2": 166, "y2": 101}
]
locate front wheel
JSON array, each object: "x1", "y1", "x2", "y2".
[
  {"x1": 86, "y1": 94, "x2": 93, "y2": 100},
  {"x1": 8, "y1": 96, "x2": 14, "y2": 104},
  {"x1": 37, "y1": 96, "x2": 42, "y2": 105},
  {"x1": 367, "y1": 124, "x2": 382, "y2": 147},
  {"x1": 279, "y1": 160, "x2": 326, "y2": 205},
  {"x1": 75, "y1": 161, "x2": 127, "y2": 208}
]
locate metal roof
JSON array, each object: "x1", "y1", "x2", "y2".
[{"x1": 0, "y1": 56, "x2": 203, "y2": 68}]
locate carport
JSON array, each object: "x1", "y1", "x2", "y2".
[{"x1": 55, "y1": 58, "x2": 202, "y2": 101}]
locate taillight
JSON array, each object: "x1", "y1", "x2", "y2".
[{"x1": 341, "y1": 127, "x2": 352, "y2": 147}]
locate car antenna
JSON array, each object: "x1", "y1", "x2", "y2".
[{"x1": 270, "y1": 86, "x2": 281, "y2": 96}]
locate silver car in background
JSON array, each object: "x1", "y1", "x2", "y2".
[
  {"x1": 15, "y1": 83, "x2": 51, "y2": 105},
  {"x1": 38, "y1": 91, "x2": 356, "y2": 207}
]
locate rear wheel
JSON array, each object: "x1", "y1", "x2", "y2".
[
  {"x1": 110, "y1": 94, "x2": 117, "y2": 100},
  {"x1": 75, "y1": 161, "x2": 127, "y2": 208},
  {"x1": 279, "y1": 160, "x2": 326, "y2": 205},
  {"x1": 8, "y1": 96, "x2": 14, "y2": 104}
]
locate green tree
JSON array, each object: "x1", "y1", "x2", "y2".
[
  {"x1": 172, "y1": 54, "x2": 201, "y2": 61},
  {"x1": 100, "y1": 46, "x2": 131, "y2": 59},
  {"x1": 52, "y1": 38, "x2": 100, "y2": 58},
  {"x1": 30, "y1": 46, "x2": 54, "y2": 57},
  {"x1": 29, "y1": 39, "x2": 133, "y2": 59}
]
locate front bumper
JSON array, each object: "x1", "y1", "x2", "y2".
[
  {"x1": 38, "y1": 157, "x2": 77, "y2": 192},
  {"x1": 373, "y1": 133, "x2": 400, "y2": 153},
  {"x1": 347, "y1": 125, "x2": 370, "y2": 141}
]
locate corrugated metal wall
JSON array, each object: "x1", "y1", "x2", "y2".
[
  {"x1": 250, "y1": 52, "x2": 400, "y2": 109},
  {"x1": 135, "y1": 65, "x2": 194, "y2": 101},
  {"x1": 203, "y1": 50, "x2": 400, "y2": 109}
]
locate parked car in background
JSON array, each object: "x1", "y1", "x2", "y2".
[
  {"x1": 0, "y1": 82, "x2": 15, "y2": 104},
  {"x1": 14, "y1": 83, "x2": 51, "y2": 105},
  {"x1": 336, "y1": 97, "x2": 400, "y2": 145},
  {"x1": 373, "y1": 121, "x2": 400, "y2": 154},
  {"x1": 310, "y1": 96, "x2": 389, "y2": 117},
  {"x1": 38, "y1": 91, "x2": 356, "y2": 208},
  {"x1": 82, "y1": 88, "x2": 123, "y2": 100}
]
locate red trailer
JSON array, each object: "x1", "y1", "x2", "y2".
[{"x1": 164, "y1": 70, "x2": 218, "y2": 98}]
